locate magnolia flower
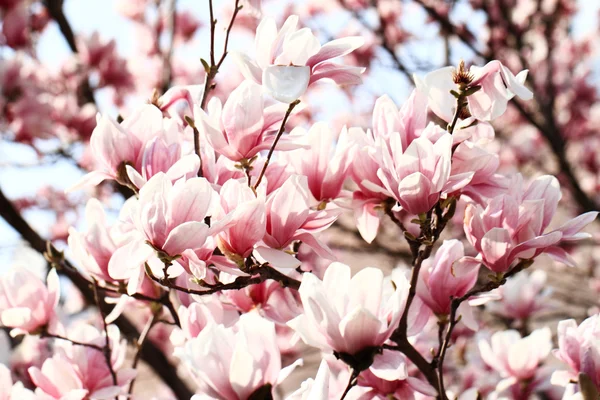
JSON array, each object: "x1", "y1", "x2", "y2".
[
  {"x1": 287, "y1": 262, "x2": 408, "y2": 357},
  {"x1": 107, "y1": 173, "x2": 225, "y2": 291},
  {"x1": 376, "y1": 132, "x2": 470, "y2": 215},
  {"x1": 196, "y1": 80, "x2": 303, "y2": 162},
  {"x1": 417, "y1": 240, "x2": 480, "y2": 315},
  {"x1": 479, "y1": 328, "x2": 552, "y2": 390},
  {"x1": 287, "y1": 122, "x2": 352, "y2": 204},
  {"x1": 464, "y1": 175, "x2": 598, "y2": 273},
  {"x1": 286, "y1": 359, "x2": 331, "y2": 400},
  {"x1": 179, "y1": 313, "x2": 301, "y2": 400},
  {"x1": 416, "y1": 60, "x2": 533, "y2": 122},
  {"x1": 233, "y1": 15, "x2": 364, "y2": 103},
  {"x1": 487, "y1": 269, "x2": 552, "y2": 322},
  {"x1": 0, "y1": 364, "x2": 36, "y2": 400},
  {"x1": 0, "y1": 268, "x2": 59, "y2": 336},
  {"x1": 257, "y1": 175, "x2": 338, "y2": 268},
  {"x1": 216, "y1": 179, "x2": 266, "y2": 264},
  {"x1": 170, "y1": 297, "x2": 239, "y2": 347},
  {"x1": 552, "y1": 314, "x2": 600, "y2": 390}
]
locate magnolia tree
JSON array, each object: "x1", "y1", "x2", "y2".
[{"x1": 1, "y1": 0, "x2": 600, "y2": 399}]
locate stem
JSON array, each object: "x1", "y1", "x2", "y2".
[
  {"x1": 199, "y1": 0, "x2": 241, "y2": 110},
  {"x1": 160, "y1": 0, "x2": 177, "y2": 94},
  {"x1": 340, "y1": 368, "x2": 360, "y2": 400},
  {"x1": 192, "y1": 125, "x2": 203, "y2": 177},
  {"x1": 253, "y1": 100, "x2": 299, "y2": 191},
  {"x1": 40, "y1": 332, "x2": 103, "y2": 352},
  {"x1": 91, "y1": 278, "x2": 118, "y2": 388}
]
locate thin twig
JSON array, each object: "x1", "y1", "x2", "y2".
[
  {"x1": 340, "y1": 368, "x2": 360, "y2": 399},
  {"x1": 253, "y1": 100, "x2": 300, "y2": 190},
  {"x1": 160, "y1": 0, "x2": 178, "y2": 94},
  {"x1": 40, "y1": 332, "x2": 104, "y2": 352},
  {"x1": 92, "y1": 278, "x2": 118, "y2": 387}
]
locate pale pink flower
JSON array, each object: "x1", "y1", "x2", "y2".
[
  {"x1": 287, "y1": 122, "x2": 352, "y2": 204},
  {"x1": 347, "y1": 350, "x2": 437, "y2": 399},
  {"x1": 36, "y1": 324, "x2": 136, "y2": 400},
  {"x1": 286, "y1": 359, "x2": 332, "y2": 400},
  {"x1": 416, "y1": 60, "x2": 533, "y2": 122},
  {"x1": 371, "y1": 91, "x2": 428, "y2": 149},
  {"x1": 0, "y1": 364, "x2": 36, "y2": 400},
  {"x1": 487, "y1": 269, "x2": 552, "y2": 322},
  {"x1": 2, "y1": 3, "x2": 29, "y2": 49},
  {"x1": 464, "y1": 175, "x2": 598, "y2": 273},
  {"x1": 0, "y1": 268, "x2": 59, "y2": 336},
  {"x1": 107, "y1": 172, "x2": 223, "y2": 289},
  {"x1": 287, "y1": 262, "x2": 408, "y2": 356},
  {"x1": 479, "y1": 328, "x2": 552, "y2": 385},
  {"x1": 416, "y1": 240, "x2": 480, "y2": 315},
  {"x1": 216, "y1": 179, "x2": 266, "y2": 263},
  {"x1": 552, "y1": 314, "x2": 600, "y2": 390},
  {"x1": 170, "y1": 298, "x2": 239, "y2": 347},
  {"x1": 69, "y1": 105, "x2": 165, "y2": 190},
  {"x1": 233, "y1": 15, "x2": 364, "y2": 103},
  {"x1": 196, "y1": 80, "x2": 303, "y2": 162},
  {"x1": 179, "y1": 313, "x2": 301, "y2": 400},
  {"x1": 115, "y1": 0, "x2": 148, "y2": 20},
  {"x1": 257, "y1": 175, "x2": 338, "y2": 268},
  {"x1": 67, "y1": 199, "x2": 122, "y2": 282},
  {"x1": 376, "y1": 132, "x2": 467, "y2": 215}
]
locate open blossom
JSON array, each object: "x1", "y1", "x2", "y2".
[
  {"x1": 479, "y1": 328, "x2": 553, "y2": 395},
  {"x1": 0, "y1": 268, "x2": 59, "y2": 336},
  {"x1": 287, "y1": 262, "x2": 408, "y2": 356},
  {"x1": 216, "y1": 179, "x2": 266, "y2": 263},
  {"x1": 487, "y1": 269, "x2": 552, "y2": 322},
  {"x1": 233, "y1": 15, "x2": 364, "y2": 103},
  {"x1": 257, "y1": 175, "x2": 338, "y2": 268},
  {"x1": 179, "y1": 313, "x2": 300, "y2": 400},
  {"x1": 67, "y1": 199, "x2": 123, "y2": 283},
  {"x1": 0, "y1": 364, "x2": 36, "y2": 400},
  {"x1": 287, "y1": 122, "x2": 352, "y2": 204},
  {"x1": 552, "y1": 314, "x2": 600, "y2": 390},
  {"x1": 286, "y1": 359, "x2": 332, "y2": 400},
  {"x1": 464, "y1": 175, "x2": 598, "y2": 273},
  {"x1": 416, "y1": 240, "x2": 480, "y2": 315},
  {"x1": 196, "y1": 80, "x2": 303, "y2": 162},
  {"x1": 108, "y1": 172, "x2": 224, "y2": 289},
  {"x1": 416, "y1": 60, "x2": 533, "y2": 122},
  {"x1": 170, "y1": 297, "x2": 239, "y2": 347},
  {"x1": 377, "y1": 132, "x2": 466, "y2": 215}
]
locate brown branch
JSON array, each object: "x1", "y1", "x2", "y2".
[
  {"x1": 0, "y1": 187, "x2": 194, "y2": 399},
  {"x1": 91, "y1": 278, "x2": 118, "y2": 388},
  {"x1": 200, "y1": 0, "x2": 242, "y2": 109},
  {"x1": 40, "y1": 332, "x2": 104, "y2": 352}
]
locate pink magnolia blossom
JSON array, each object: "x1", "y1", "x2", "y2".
[
  {"x1": 107, "y1": 172, "x2": 224, "y2": 289},
  {"x1": 487, "y1": 269, "x2": 552, "y2": 322},
  {"x1": 376, "y1": 132, "x2": 466, "y2": 215},
  {"x1": 464, "y1": 175, "x2": 598, "y2": 273},
  {"x1": 233, "y1": 15, "x2": 364, "y2": 103},
  {"x1": 371, "y1": 91, "x2": 428, "y2": 149},
  {"x1": 479, "y1": 328, "x2": 552, "y2": 390},
  {"x1": 287, "y1": 262, "x2": 408, "y2": 356},
  {"x1": 287, "y1": 122, "x2": 352, "y2": 204},
  {"x1": 196, "y1": 80, "x2": 302, "y2": 162},
  {"x1": 69, "y1": 105, "x2": 165, "y2": 190},
  {"x1": 552, "y1": 314, "x2": 600, "y2": 390},
  {"x1": 347, "y1": 350, "x2": 437, "y2": 399},
  {"x1": 286, "y1": 359, "x2": 332, "y2": 400},
  {"x1": 216, "y1": 179, "x2": 266, "y2": 263},
  {"x1": 0, "y1": 364, "x2": 36, "y2": 400},
  {"x1": 67, "y1": 199, "x2": 123, "y2": 283},
  {"x1": 416, "y1": 60, "x2": 533, "y2": 122},
  {"x1": 170, "y1": 298, "x2": 239, "y2": 347},
  {"x1": 35, "y1": 324, "x2": 136, "y2": 400},
  {"x1": 0, "y1": 268, "x2": 59, "y2": 336},
  {"x1": 257, "y1": 175, "x2": 338, "y2": 268},
  {"x1": 179, "y1": 313, "x2": 301, "y2": 400},
  {"x1": 416, "y1": 240, "x2": 480, "y2": 315}
]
